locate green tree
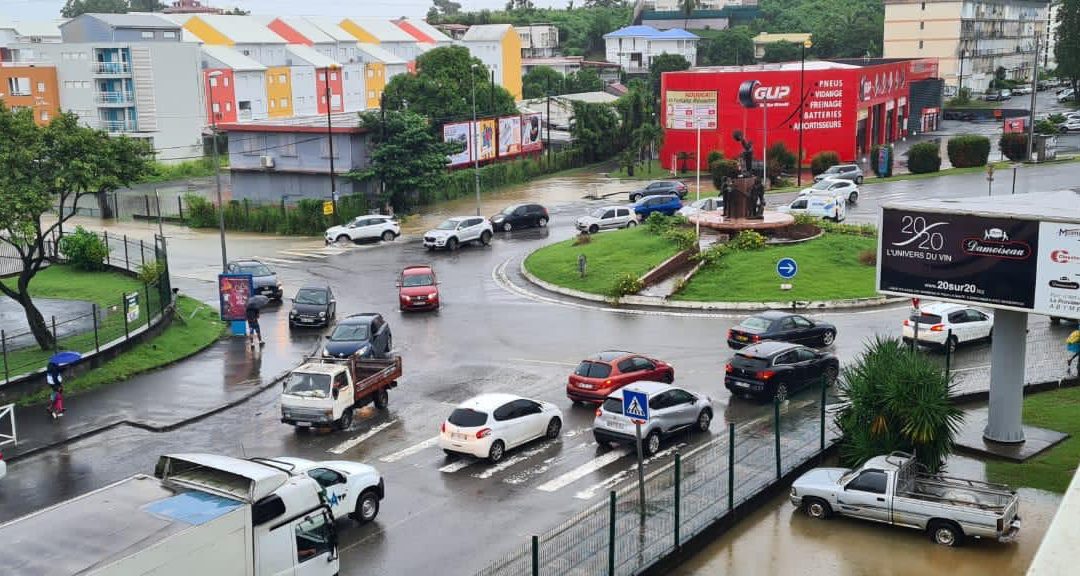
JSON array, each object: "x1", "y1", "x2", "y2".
[
  {"x1": 1056, "y1": 0, "x2": 1080, "y2": 96},
  {"x1": 128, "y1": 0, "x2": 164, "y2": 10},
  {"x1": 758, "y1": 0, "x2": 882, "y2": 59},
  {"x1": 522, "y1": 66, "x2": 565, "y2": 99},
  {"x1": 220, "y1": 6, "x2": 250, "y2": 15},
  {"x1": 835, "y1": 337, "x2": 964, "y2": 473},
  {"x1": 430, "y1": 0, "x2": 463, "y2": 20},
  {"x1": 570, "y1": 100, "x2": 621, "y2": 161},
  {"x1": 680, "y1": 0, "x2": 697, "y2": 29},
  {"x1": 0, "y1": 106, "x2": 153, "y2": 350},
  {"x1": 435, "y1": 6, "x2": 631, "y2": 58},
  {"x1": 382, "y1": 46, "x2": 517, "y2": 130},
  {"x1": 760, "y1": 41, "x2": 801, "y2": 63},
  {"x1": 697, "y1": 27, "x2": 755, "y2": 66},
  {"x1": 349, "y1": 110, "x2": 458, "y2": 211},
  {"x1": 649, "y1": 53, "x2": 691, "y2": 98},
  {"x1": 565, "y1": 68, "x2": 604, "y2": 93},
  {"x1": 61, "y1": 0, "x2": 128, "y2": 17}
]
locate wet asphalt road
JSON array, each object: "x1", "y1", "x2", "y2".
[{"x1": 3, "y1": 162, "x2": 1080, "y2": 576}]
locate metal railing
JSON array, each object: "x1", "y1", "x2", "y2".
[
  {"x1": 100, "y1": 119, "x2": 137, "y2": 133},
  {"x1": 92, "y1": 61, "x2": 131, "y2": 75},
  {"x1": 95, "y1": 91, "x2": 134, "y2": 105}
]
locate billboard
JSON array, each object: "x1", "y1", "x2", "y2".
[
  {"x1": 522, "y1": 113, "x2": 543, "y2": 152},
  {"x1": 444, "y1": 122, "x2": 473, "y2": 167},
  {"x1": 1035, "y1": 223, "x2": 1080, "y2": 317},
  {"x1": 666, "y1": 91, "x2": 717, "y2": 130},
  {"x1": 477, "y1": 119, "x2": 496, "y2": 161},
  {"x1": 498, "y1": 116, "x2": 522, "y2": 157},
  {"x1": 218, "y1": 274, "x2": 253, "y2": 322}
]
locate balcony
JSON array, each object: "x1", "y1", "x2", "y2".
[
  {"x1": 92, "y1": 61, "x2": 131, "y2": 75},
  {"x1": 95, "y1": 91, "x2": 134, "y2": 105},
  {"x1": 100, "y1": 119, "x2": 137, "y2": 133}
]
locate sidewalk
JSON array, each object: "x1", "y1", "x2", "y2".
[{"x1": 6, "y1": 326, "x2": 316, "y2": 461}]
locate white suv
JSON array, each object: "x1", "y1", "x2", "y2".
[
  {"x1": 901, "y1": 302, "x2": 993, "y2": 352},
  {"x1": 593, "y1": 381, "x2": 713, "y2": 456},
  {"x1": 325, "y1": 215, "x2": 400, "y2": 245},
  {"x1": 424, "y1": 216, "x2": 493, "y2": 251},
  {"x1": 576, "y1": 206, "x2": 636, "y2": 234},
  {"x1": 799, "y1": 178, "x2": 860, "y2": 205}
]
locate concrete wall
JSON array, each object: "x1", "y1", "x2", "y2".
[
  {"x1": 227, "y1": 130, "x2": 374, "y2": 202},
  {"x1": 0, "y1": 65, "x2": 61, "y2": 125},
  {"x1": 342, "y1": 63, "x2": 365, "y2": 112},
  {"x1": 233, "y1": 70, "x2": 268, "y2": 121},
  {"x1": 290, "y1": 65, "x2": 317, "y2": 117},
  {"x1": 230, "y1": 170, "x2": 362, "y2": 203}
]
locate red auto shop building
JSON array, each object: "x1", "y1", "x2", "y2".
[{"x1": 659, "y1": 58, "x2": 942, "y2": 171}]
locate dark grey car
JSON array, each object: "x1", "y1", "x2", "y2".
[
  {"x1": 228, "y1": 259, "x2": 283, "y2": 300},
  {"x1": 630, "y1": 181, "x2": 688, "y2": 202},
  {"x1": 813, "y1": 164, "x2": 864, "y2": 184},
  {"x1": 322, "y1": 313, "x2": 392, "y2": 359},
  {"x1": 289, "y1": 285, "x2": 336, "y2": 328}
]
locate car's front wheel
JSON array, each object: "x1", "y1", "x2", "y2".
[
  {"x1": 848, "y1": 191, "x2": 859, "y2": 205},
  {"x1": 335, "y1": 407, "x2": 354, "y2": 431},
  {"x1": 503, "y1": 222, "x2": 512, "y2": 232},
  {"x1": 589, "y1": 225, "x2": 599, "y2": 234},
  {"x1": 820, "y1": 330, "x2": 836, "y2": 347},
  {"x1": 538, "y1": 217, "x2": 549, "y2": 227},
  {"x1": 354, "y1": 489, "x2": 380, "y2": 523},
  {"x1": 447, "y1": 237, "x2": 459, "y2": 251},
  {"x1": 804, "y1": 497, "x2": 832, "y2": 520},
  {"x1": 336, "y1": 234, "x2": 352, "y2": 245},
  {"x1": 696, "y1": 409, "x2": 712, "y2": 432},
  {"x1": 644, "y1": 430, "x2": 662, "y2": 456}
]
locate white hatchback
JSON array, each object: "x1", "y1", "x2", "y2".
[
  {"x1": 800, "y1": 178, "x2": 860, "y2": 205},
  {"x1": 439, "y1": 393, "x2": 563, "y2": 462},
  {"x1": 902, "y1": 302, "x2": 994, "y2": 352},
  {"x1": 576, "y1": 206, "x2": 636, "y2": 234}
]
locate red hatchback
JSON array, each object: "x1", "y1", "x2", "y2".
[
  {"x1": 398, "y1": 266, "x2": 440, "y2": 311},
  {"x1": 567, "y1": 351, "x2": 674, "y2": 404}
]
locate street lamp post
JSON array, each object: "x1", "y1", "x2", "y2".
[
  {"x1": 695, "y1": 116, "x2": 701, "y2": 238},
  {"x1": 958, "y1": 49, "x2": 968, "y2": 100},
  {"x1": 797, "y1": 39, "x2": 813, "y2": 187},
  {"x1": 324, "y1": 65, "x2": 339, "y2": 224},
  {"x1": 471, "y1": 63, "x2": 481, "y2": 216},
  {"x1": 206, "y1": 70, "x2": 227, "y2": 273}
]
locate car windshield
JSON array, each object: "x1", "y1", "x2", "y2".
[
  {"x1": 294, "y1": 289, "x2": 327, "y2": 305},
  {"x1": 448, "y1": 408, "x2": 488, "y2": 427},
  {"x1": 601, "y1": 397, "x2": 623, "y2": 415},
  {"x1": 589, "y1": 208, "x2": 609, "y2": 218},
  {"x1": 739, "y1": 317, "x2": 772, "y2": 331},
  {"x1": 237, "y1": 264, "x2": 272, "y2": 276},
  {"x1": 403, "y1": 274, "x2": 434, "y2": 287},
  {"x1": 823, "y1": 166, "x2": 842, "y2": 174},
  {"x1": 500, "y1": 205, "x2": 518, "y2": 215},
  {"x1": 330, "y1": 324, "x2": 369, "y2": 341},
  {"x1": 436, "y1": 219, "x2": 461, "y2": 230},
  {"x1": 283, "y1": 372, "x2": 331, "y2": 398},
  {"x1": 575, "y1": 361, "x2": 612, "y2": 378},
  {"x1": 811, "y1": 180, "x2": 834, "y2": 190}
]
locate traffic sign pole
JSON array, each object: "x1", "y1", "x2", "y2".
[{"x1": 634, "y1": 421, "x2": 646, "y2": 522}]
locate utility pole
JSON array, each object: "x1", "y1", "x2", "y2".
[
  {"x1": 1026, "y1": 32, "x2": 1040, "y2": 162},
  {"x1": 325, "y1": 66, "x2": 339, "y2": 224},
  {"x1": 546, "y1": 76, "x2": 552, "y2": 163},
  {"x1": 472, "y1": 64, "x2": 481, "y2": 216},
  {"x1": 206, "y1": 70, "x2": 227, "y2": 273},
  {"x1": 797, "y1": 39, "x2": 812, "y2": 187}
]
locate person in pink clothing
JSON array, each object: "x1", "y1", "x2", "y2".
[{"x1": 46, "y1": 361, "x2": 65, "y2": 419}]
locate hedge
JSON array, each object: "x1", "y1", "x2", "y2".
[
  {"x1": 183, "y1": 194, "x2": 369, "y2": 236},
  {"x1": 441, "y1": 149, "x2": 586, "y2": 202},
  {"x1": 999, "y1": 133, "x2": 1029, "y2": 162},
  {"x1": 907, "y1": 142, "x2": 942, "y2": 174},
  {"x1": 946, "y1": 135, "x2": 990, "y2": 168},
  {"x1": 810, "y1": 151, "x2": 840, "y2": 175}
]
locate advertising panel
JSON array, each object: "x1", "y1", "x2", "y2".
[
  {"x1": 521, "y1": 113, "x2": 543, "y2": 152},
  {"x1": 1034, "y1": 223, "x2": 1080, "y2": 318},
  {"x1": 218, "y1": 274, "x2": 253, "y2": 322},
  {"x1": 665, "y1": 91, "x2": 717, "y2": 130},
  {"x1": 878, "y1": 208, "x2": 1040, "y2": 310},
  {"x1": 443, "y1": 122, "x2": 473, "y2": 167},
  {"x1": 476, "y1": 119, "x2": 496, "y2": 161},
  {"x1": 498, "y1": 116, "x2": 522, "y2": 157}
]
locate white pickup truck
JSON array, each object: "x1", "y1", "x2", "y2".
[
  {"x1": 790, "y1": 451, "x2": 1020, "y2": 547},
  {"x1": 281, "y1": 355, "x2": 402, "y2": 430}
]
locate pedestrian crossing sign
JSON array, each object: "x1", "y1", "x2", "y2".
[{"x1": 622, "y1": 390, "x2": 649, "y2": 423}]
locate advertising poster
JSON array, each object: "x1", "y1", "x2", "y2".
[
  {"x1": 476, "y1": 119, "x2": 496, "y2": 161},
  {"x1": 878, "y1": 209, "x2": 1040, "y2": 309},
  {"x1": 498, "y1": 116, "x2": 522, "y2": 157},
  {"x1": 1034, "y1": 222, "x2": 1080, "y2": 318},
  {"x1": 125, "y1": 292, "x2": 140, "y2": 323},
  {"x1": 443, "y1": 122, "x2": 473, "y2": 167},
  {"x1": 665, "y1": 91, "x2": 717, "y2": 130},
  {"x1": 218, "y1": 274, "x2": 253, "y2": 322},
  {"x1": 521, "y1": 113, "x2": 543, "y2": 152}
]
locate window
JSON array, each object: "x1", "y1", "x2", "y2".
[
  {"x1": 368, "y1": 90, "x2": 375, "y2": 99},
  {"x1": 790, "y1": 198, "x2": 808, "y2": 210},
  {"x1": 574, "y1": 361, "x2": 611, "y2": 379},
  {"x1": 792, "y1": 316, "x2": 813, "y2": 329},
  {"x1": 779, "y1": 318, "x2": 797, "y2": 331},
  {"x1": 449, "y1": 408, "x2": 487, "y2": 426},
  {"x1": 920, "y1": 21, "x2": 925, "y2": 30},
  {"x1": 225, "y1": 102, "x2": 232, "y2": 112},
  {"x1": 847, "y1": 470, "x2": 888, "y2": 494},
  {"x1": 40, "y1": 111, "x2": 49, "y2": 121},
  {"x1": 921, "y1": 1, "x2": 925, "y2": 9},
  {"x1": 948, "y1": 311, "x2": 968, "y2": 324},
  {"x1": 269, "y1": 99, "x2": 275, "y2": 109},
  {"x1": 367, "y1": 68, "x2": 374, "y2": 78},
  {"x1": 141, "y1": 31, "x2": 154, "y2": 39},
  {"x1": 331, "y1": 72, "x2": 338, "y2": 81},
  {"x1": 7, "y1": 77, "x2": 30, "y2": 96},
  {"x1": 668, "y1": 389, "x2": 695, "y2": 405},
  {"x1": 631, "y1": 357, "x2": 656, "y2": 372},
  {"x1": 602, "y1": 209, "x2": 615, "y2": 219},
  {"x1": 294, "y1": 512, "x2": 334, "y2": 563},
  {"x1": 617, "y1": 358, "x2": 637, "y2": 373},
  {"x1": 514, "y1": 399, "x2": 542, "y2": 416},
  {"x1": 212, "y1": 102, "x2": 220, "y2": 113},
  {"x1": 774, "y1": 351, "x2": 797, "y2": 365},
  {"x1": 278, "y1": 74, "x2": 287, "y2": 84},
  {"x1": 965, "y1": 310, "x2": 988, "y2": 322},
  {"x1": 281, "y1": 135, "x2": 297, "y2": 157},
  {"x1": 163, "y1": 31, "x2": 177, "y2": 39},
  {"x1": 649, "y1": 392, "x2": 673, "y2": 410},
  {"x1": 209, "y1": 76, "x2": 218, "y2": 87},
  {"x1": 493, "y1": 402, "x2": 517, "y2": 421},
  {"x1": 307, "y1": 468, "x2": 344, "y2": 489},
  {"x1": 280, "y1": 98, "x2": 289, "y2": 108},
  {"x1": 224, "y1": 76, "x2": 229, "y2": 87},
  {"x1": 795, "y1": 348, "x2": 817, "y2": 362},
  {"x1": 919, "y1": 40, "x2": 924, "y2": 49},
  {"x1": 36, "y1": 82, "x2": 45, "y2": 93}
]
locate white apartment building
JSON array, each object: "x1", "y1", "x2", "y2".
[
  {"x1": 603, "y1": 25, "x2": 698, "y2": 74},
  {"x1": 516, "y1": 25, "x2": 559, "y2": 58}
]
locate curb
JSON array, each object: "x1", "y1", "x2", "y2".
[{"x1": 519, "y1": 260, "x2": 906, "y2": 312}]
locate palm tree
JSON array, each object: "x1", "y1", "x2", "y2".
[
  {"x1": 680, "y1": 0, "x2": 696, "y2": 30},
  {"x1": 636, "y1": 122, "x2": 665, "y2": 174}
]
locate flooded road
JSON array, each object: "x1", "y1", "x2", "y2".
[{"x1": 675, "y1": 455, "x2": 1061, "y2": 576}]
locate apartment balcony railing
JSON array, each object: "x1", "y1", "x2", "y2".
[
  {"x1": 92, "y1": 61, "x2": 131, "y2": 75},
  {"x1": 95, "y1": 91, "x2": 134, "y2": 105},
  {"x1": 100, "y1": 119, "x2": 137, "y2": 133}
]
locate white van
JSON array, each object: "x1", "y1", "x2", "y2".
[{"x1": 778, "y1": 192, "x2": 846, "y2": 221}]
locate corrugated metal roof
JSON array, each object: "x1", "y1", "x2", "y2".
[
  {"x1": 462, "y1": 24, "x2": 512, "y2": 42},
  {"x1": 344, "y1": 17, "x2": 415, "y2": 43},
  {"x1": 603, "y1": 25, "x2": 698, "y2": 40},
  {"x1": 356, "y1": 42, "x2": 405, "y2": 65},
  {"x1": 286, "y1": 44, "x2": 339, "y2": 68},
  {"x1": 10, "y1": 20, "x2": 63, "y2": 38},
  {"x1": 302, "y1": 17, "x2": 361, "y2": 43},
  {"x1": 201, "y1": 45, "x2": 266, "y2": 71},
  {"x1": 195, "y1": 15, "x2": 286, "y2": 44},
  {"x1": 78, "y1": 13, "x2": 180, "y2": 29},
  {"x1": 397, "y1": 18, "x2": 452, "y2": 43},
  {"x1": 277, "y1": 17, "x2": 338, "y2": 45}
]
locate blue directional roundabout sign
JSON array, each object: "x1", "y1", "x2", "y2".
[{"x1": 776, "y1": 257, "x2": 798, "y2": 280}]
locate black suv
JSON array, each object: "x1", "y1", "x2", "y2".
[
  {"x1": 630, "y1": 181, "x2": 688, "y2": 202},
  {"x1": 724, "y1": 341, "x2": 839, "y2": 402},
  {"x1": 490, "y1": 203, "x2": 550, "y2": 232}
]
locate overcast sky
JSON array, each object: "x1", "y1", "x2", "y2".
[{"x1": 6, "y1": 0, "x2": 567, "y2": 21}]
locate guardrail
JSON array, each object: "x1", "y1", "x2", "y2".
[{"x1": 92, "y1": 61, "x2": 131, "y2": 75}]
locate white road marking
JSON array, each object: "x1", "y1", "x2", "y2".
[
  {"x1": 473, "y1": 443, "x2": 553, "y2": 479},
  {"x1": 535, "y1": 448, "x2": 630, "y2": 492},
  {"x1": 950, "y1": 365, "x2": 990, "y2": 373},
  {"x1": 259, "y1": 256, "x2": 303, "y2": 265},
  {"x1": 502, "y1": 439, "x2": 596, "y2": 485},
  {"x1": 379, "y1": 436, "x2": 439, "y2": 463},
  {"x1": 280, "y1": 250, "x2": 329, "y2": 259},
  {"x1": 439, "y1": 458, "x2": 475, "y2": 473},
  {"x1": 327, "y1": 420, "x2": 397, "y2": 455},
  {"x1": 573, "y1": 444, "x2": 685, "y2": 500}
]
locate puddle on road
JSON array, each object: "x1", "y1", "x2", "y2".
[{"x1": 674, "y1": 455, "x2": 1062, "y2": 576}]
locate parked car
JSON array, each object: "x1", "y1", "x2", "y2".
[
  {"x1": 790, "y1": 452, "x2": 1020, "y2": 547},
  {"x1": 593, "y1": 382, "x2": 712, "y2": 456},
  {"x1": 800, "y1": 178, "x2": 860, "y2": 205},
  {"x1": 677, "y1": 196, "x2": 723, "y2": 217},
  {"x1": 323, "y1": 313, "x2": 392, "y2": 359},
  {"x1": 630, "y1": 180, "x2": 688, "y2": 202},
  {"x1": 724, "y1": 341, "x2": 839, "y2": 402},
  {"x1": 576, "y1": 206, "x2": 636, "y2": 234},
  {"x1": 255, "y1": 457, "x2": 385, "y2": 523},
  {"x1": 632, "y1": 194, "x2": 682, "y2": 219},
  {"x1": 397, "y1": 265, "x2": 439, "y2": 311},
  {"x1": 778, "y1": 192, "x2": 846, "y2": 222},
  {"x1": 813, "y1": 164, "x2": 864, "y2": 185},
  {"x1": 289, "y1": 285, "x2": 336, "y2": 328},
  {"x1": 439, "y1": 393, "x2": 563, "y2": 462},
  {"x1": 567, "y1": 350, "x2": 674, "y2": 404},
  {"x1": 727, "y1": 311, "x2": 837, "y2": 349},
  {"x1": 1058, "y1": 88, "x2": 1075, "y2": 103},
  {"x1": 227, "y1": 259, "x2": 282, "y2": 300},
  {"x1": 902, "y1": 302, "x2": 993, "y2": 352},
  {"x1": 1012, "y1": 85, "x2": 1032, "y2": 96},
  {"x1": 324, "y1": 214, "x2": 399, "y2": 245},
  {"x1": 984, "y1": 89, "x2": 1012, "y2": 101},
  {"x1": 423, "y1": 216, "x2": 493, "y2": 251},
  {"x1": 1058, "y1": 119, "x2": 1080, "y2": 133},
  {"x1": 490, "y1": 203, "x2": 550, "y2": 232}
]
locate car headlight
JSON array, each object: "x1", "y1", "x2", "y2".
[
  {"x1": 359, "y1": 345, "x2": 371, "y2": 356},
  {"x1": 290, "y1": 309, "x2": 298, "y2": 317},
  {"x1": 319, "y1": 311, "x2": 326, "y2": 318},
  {"x1": 790, "y1": 487, "x2": 798, "y2": 497},
  {"x1": 322, "y1": 348, "x2": 330, "y2": 356}
]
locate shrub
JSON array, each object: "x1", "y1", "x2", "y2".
[
  {"x1": 706, "y1": 150, "x2": 724, "y2": 165},
  {"x1": 610, "y1": 272, "x2": 643, "y2": 298},
  {"x1": 731, "y1": 230, "x2": 766, "y2": 251},
  {"x1": 59, "y1": 226, "x2": 109, "y2": 271},
  {"x1": 906, "y1": 142, "x2": 941, "y2": 174},
  {"x1": 810, "y1": 151, "x2": 840, "y2": 176},
  {"x1": 573, "y1": 232, "x2": 592, "y2": 246},
  {"x1": 183, "y1": 193, "x2": 370, "y2": 236},
  {"x1": 946, "y1": 135, "x2": 990, "y2": 168},
  {"x1": 690, "y1": 242, "x2": 730, "y2": 265},
  {"x1": 1048, "y1": 113, "x2": 1067, "y2": 124},
  {"x1": 663, "y1": 227, "x2": 699, "y2": 251},
  {"x1": 137, "y1": 261, "x2": 166, "y2": 285},
  {"x1": 1034, "y1": 119, "x2": 1060, "y2": 135},
  {"x1": 819, "y1": 220, "x2": 878, "y2": 237},
  {"x1": 858, "y1": 249, "x2": 877, "y2": 266},
  {"x1": 792, "y1": 213, "x2": 819, "y2": 227},
  {"x1": 998, "y1": 133, "x2": 1029, "y2": 161},
  {"x1": 709, "y1": 156, "x2": 740, "y2": 189},
  {"x1": 767, "y1": 141, "x2": 796, "y2": 176}
]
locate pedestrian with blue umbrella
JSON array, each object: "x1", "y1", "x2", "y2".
[{"x1": 46, "y1": 351, "x2": 81, "y2": 419}]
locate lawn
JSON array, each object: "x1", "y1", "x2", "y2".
[
  {"x1": 524, "y1": 226, "x2": 682, "y2": 295},
  {"x1": 611, "y1": 163, "x2": 683, "y2": 181},
  {"x1": 674, "y1": 233, "x2": 878, "y2": 302},
  {"x1": 986, "y1": 386, "x2": 1080, "y2": 493}
]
